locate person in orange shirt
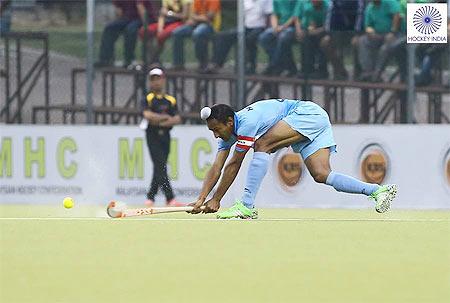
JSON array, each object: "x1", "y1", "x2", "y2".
[
  {"x1": 171, "y1": 0, "x2": 221, "y2": 72},
  {"x1": 139, "y1": 0, "x2": 192, "y2": 65}
]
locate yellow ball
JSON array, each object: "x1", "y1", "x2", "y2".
[{"x1": 63, "y1": 197, "x2": 74, "y2": 209}]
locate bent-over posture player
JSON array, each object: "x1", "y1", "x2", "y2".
[{"x1": 191, "y1": 99, "x2": 397, "y2": 219}]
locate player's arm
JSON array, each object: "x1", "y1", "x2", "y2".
[
  {"x1": 390, "y1": 13, "x2": 401, "y2": 33},
  {"x1": 201, "y1": 148, "x2": 248, "y2": 213},
  {"x1": 142, "y1": 110, "x2": 170, "y2": 125},
  {"x1": 199, "y1": 149, "x2": 230, "y2": 201},
  {"x1": 270, "y1": 14, "x2": 279, "y2": 31},
  {"x1": 191, "y1": 149, "x2": 230, "y2": 212},
  {"x1": 280, "y1": 16, "x2": 296, "y2": 31},
  {"x1": 159, "y1": 114, "x2": 181, "y2": 127},
  {"x1": 212, "y1": 150, "x2": 246, "y2": 200},
  {"x1": 192, "y1": 10, "x2": 215, "y2": 24},
  {"x1": 159, "y1": 96, "x2": 182, "y2": 127},
  {"x1": 157, "y1": 11, "x2": 165, "y2": 33},
  {"x1": 179, "y1": 2, "x2": 191, "y2": 21}
]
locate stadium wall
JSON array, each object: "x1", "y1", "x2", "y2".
[{"x1": 1, "y1": 125, "x2": 449, "y2": 209}]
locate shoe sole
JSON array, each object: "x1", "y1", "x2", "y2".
[
  {"x1": 216, "y1": 215, "x2": 258, "y2": 220},
  {"x1": 376, "y1": 184, "x2": 398, "y2": 213},
  {"x1": 217, "y1": 210, "x2": 258, "y2": 220},
  {"x1": 217, "y1": 217, "x2": 257, "y2": 220}
]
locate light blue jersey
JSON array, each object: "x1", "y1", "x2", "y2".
[
  {"x1": 218, "y1": 99, "x2": 300, "y2": 152},
  {"x1": 213, "y1": 99, "x2": 379, "y2": 212},
  {"x1": 218, "y1": 99, "x2": 337, "y2": 160}
]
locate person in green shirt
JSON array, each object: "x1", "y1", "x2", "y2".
[
  {"x1": 372, "y1": 0, "x2": 430, "y2": 82},
  {"x1": 295, "y1": 0, "x2": 329, "y2": 79},
  {"x1": 356, "y1": 0, "x2": 400, "y2": 81},
  {"x1": 370, "y1": 0, "x2": 408, "y2": 82},
  {"x1": 258, "y1": 0, "x2": 299, "y2": 76}
]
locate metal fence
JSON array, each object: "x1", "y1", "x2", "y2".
[{"x1": 1, "y1": 0, "x2": 449, "y2": 125}]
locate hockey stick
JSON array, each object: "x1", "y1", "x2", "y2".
[{"x1": 106, "y1": 201, "x2": 205, "y2": 218}]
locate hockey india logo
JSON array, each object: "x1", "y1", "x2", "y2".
[
  {"x1": 413, "y1": 5, "x2": 442, "y2": 35},
  {"x1": 277, "y1": 152, "x2": 303, "y2": 188},
  {"x1": 359, "y1": 144, "x2": 389, "y2": 184}
]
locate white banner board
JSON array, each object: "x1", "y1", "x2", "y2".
[{"x1": 1, "y1": 125, "x2": 449, "y2": 209}]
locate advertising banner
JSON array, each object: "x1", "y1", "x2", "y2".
[{"x1": 1, "y1": 125, "x2": 449, "y2": 209}]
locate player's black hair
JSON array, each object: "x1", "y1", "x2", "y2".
[{"x1": 208, "y1": 104, "x2": 235, "y2": 124}]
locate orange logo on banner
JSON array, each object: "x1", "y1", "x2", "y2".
[
  {"x1": 360, "y1": 150, "x2": 388, "y2": 184},
  {"x1": 277, "y1": 153, "x2": 303, "y2": 187},
  {"x1": 446, "y1": 157, "x2": 450, "y2": 186}
]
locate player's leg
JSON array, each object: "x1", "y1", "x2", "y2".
[
  {"x1": 256, "y1": 120, "x2": 308, "y2": 153},
  {"x1": 123, "y1": 20, "x2": 141, "y2": 66},
  {"x1": 283, "y1": 100, "x2": 396, "y2": 213},
  {"x1": 245, "y1": 27, "x2": 263, "y2": 74},
  {"x1": 247, "y1": 120, "x2": 308, "y2": 207},
  {"x1": 172, "y1": 24, "x2": 194, "y2": 68},
  {"x1": 305, "y1": 148, "x2": 397, "y2": 213},
  {"x1": 305, "y1": 148, "x2": 379, "y2": 193},
  {"x1": 98, "y1": 19, "x2": 128, "y2": 65},
  {"x1": 192, "y1": 23, "x2": 214, "y2": 70},
  {"x1": 258, "y1": 28, "x2": 277, "y2": 74},
  {"x1": 159, "y1": 134, "x2": 183, "y2": 206},
  {"x1": 211, "y1": 29, "x2": 237, "y2": 68},
  {"x1": 145, "y1": 133, "x2": 160, "y2": 205},
  {"x1": 217, "y1": 120, "x2": 307, "y2": 219},
  {"x1": 216, "y1": 146, "x2": 269, "y2": 218},
  {"x1": 247, "y1": 121, "x2": 306, "y2": 201}
]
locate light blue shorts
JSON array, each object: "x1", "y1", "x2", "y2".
[{"x1": 282, "y1": 101, "x2": 337, "y2": 160}]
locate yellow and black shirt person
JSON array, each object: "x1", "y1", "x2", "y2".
[{"x1": 141, "y1": 67, "x2": 183, "y2": 207}]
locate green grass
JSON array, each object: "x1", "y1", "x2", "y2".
[
  {"x1": 1, "y1": 205, "x2": 449, "y2": 303},
  {"x1": 10, "y1": 24, "x2": 207, "y2": 64},
  {"x1": 10, "y1": 24, "x2": 103, "y2": 59}
]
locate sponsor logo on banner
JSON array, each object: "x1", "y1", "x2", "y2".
[
  {"x1": 447, "y1": 158, "x2": 450, "y2": 186},
  {"x1": 3, "y1": 125, "x2": 450, "y2": 209},
  {"x1": 407, "y1": 3, "x2": 447, "y2": 43},
  {"x1": 359, "y1": 144, "x2": 390, "y2": 184},
  {"x1": 274, "y1": 149, "x2": 304, "y2": 190},
  {"x1": 444, "y1": 148, "x2": 450, "y2": 188}
]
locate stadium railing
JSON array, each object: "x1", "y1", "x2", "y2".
[
  {"x1": 1, "y1": 32, "x2": 50, "y2": 123},
  {"x1": 31, "y1": 66, "x2": 449, "y2": 125}
]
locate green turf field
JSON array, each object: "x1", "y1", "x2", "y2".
[{"x1": 1, "y1": 205, "x2": 449, "y2": 303}]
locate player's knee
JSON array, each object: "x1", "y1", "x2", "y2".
[{"x1": 311, "y1": 170, "x2": 329, "y2": 184}]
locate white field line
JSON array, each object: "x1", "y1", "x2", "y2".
[{"x1": 0, "y1": 217, "x2": 448, "y2": 222}]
